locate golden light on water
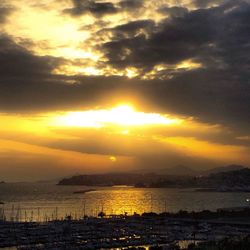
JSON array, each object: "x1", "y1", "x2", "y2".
[{"x1": 51, "y1": 104, "x2": 183, "y2": 128}]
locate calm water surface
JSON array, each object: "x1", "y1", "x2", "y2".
[{"x1": 0, "y1": 182, "x2": 249, "y2": 221}]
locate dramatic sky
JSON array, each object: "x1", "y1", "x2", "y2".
[{"x1": 0, "y1": 0, "x2": 250, "y2": 181}]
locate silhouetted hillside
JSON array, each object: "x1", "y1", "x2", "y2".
[
  {"x1": 58, "y1": 173, "x2": 163, "y2": 186},
  {"x1": 196, "y1": 167, "x2": 250, "y2": 191},
  {"x1": 58, "y1": 167, "x2": 250, "y2": 191},
  {"x1": 202, "y1": 164, "x2": 244, "y2": 176},
  {"x1": 152, "y1": 168, "x2": 250, "y2": 191}
]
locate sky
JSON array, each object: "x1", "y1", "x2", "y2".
[{"x1": 0, "y1": 0, "x2": 250, "y2": 181}]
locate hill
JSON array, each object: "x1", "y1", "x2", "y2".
[
  {"x1": 202, "y1": 164, "x2": 245, "y2": 176},
  {"x1": 58, "y1": 166, "x2": 250, "y2": 191},
  {"x1": 58, "y1": 173, "x2": 162, "y2": 186},
  {"x1": 196, "y1": 167, "x2": 250, "y2": 191},
  {"x1": 151, "y1": 168, "x2": 250, "y2": 191}
]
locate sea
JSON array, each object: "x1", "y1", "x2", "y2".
[{"x1": 0, "y1": 182, "x2": 250, "y2": 222}]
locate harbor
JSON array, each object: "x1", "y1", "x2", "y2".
[
  {"x1": 1, "y1": 184, "x2": 250, "y2": 249},
  {"x1": 1, "y1": 210, "x2": 250, "y2": 249}
]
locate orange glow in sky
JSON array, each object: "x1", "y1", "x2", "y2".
[{"x1": 50, "y1": 104, "x2": 183, "y2": 128}]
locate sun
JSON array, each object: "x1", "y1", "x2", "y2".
[
  {"x1": 109, "y1": 156, "x2": 117, "y2": 162},
  {"x1": 50, "y1": 104, "x2": 182, "y2": 128},
  {"x1": 111, "y1": 104, "x2": 134, "y2": 113}
]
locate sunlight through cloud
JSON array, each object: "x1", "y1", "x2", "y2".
[{"x1": 50, "y1": 105, "x2": 183, "y2": 128}]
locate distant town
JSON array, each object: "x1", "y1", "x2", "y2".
[{"x1": 58, "y1": 165, "x2": 250, "y2": 192}]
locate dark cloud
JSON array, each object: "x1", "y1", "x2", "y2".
[
  {"x1": 158, "y1": 6, "x2": 188, "y2": 18},
  {"x1": 118, "y1": 0, "x2": 144, "y2": 9},
  {"x1": 111, "y1": 19, "x2": 154, "y2": 34},
  {"x1": 192, "y1": 0, "x2": 225, "y2": 8},
  {"x1": 99, "y1": 20, "x2": 155, "y2": 41},
  {"x1": 0, "y1": 31, "x2": 249, "y2": 134},
  {"x1": 64, "y1": 0, "x2": 117, "y2": 17},
  {"x1": 64, "y1": 0, "x2": 144, "y2": 18},
  {"x1": 135, "y1": 69, "x2": 250, "y2": 132},
  {"x1": 95, "y1": 0, "x2": 250, "y2": 130},
  {"x1": 0, "y1": 1, "x2": 249, "y2": 135},
  {"x1": 102, "y1": 8, "x2": 217, "y2": 69},
  {"x1": 102, "y1": 0, "x2": 250, "y2": 72},
  {"x1": 0, "y1": 6, "x2": 13, "y2": 23},
  {"x1": 0, "y1": 35, "x2": 61, "y2": 77},
  {"x1": 0, "y1": 35, "x2": 130, "y2": 112}
]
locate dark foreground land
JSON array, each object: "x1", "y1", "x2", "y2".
[{"x1": 2, "y1": 209, "x2": 250, "y2": 250}]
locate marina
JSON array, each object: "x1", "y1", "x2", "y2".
[
  {"x1": 1, "y1": 212, "x2": 250, "y2": 249},
  {"x1": 1, "y1": 183, "x2": 250, "y2": 249}
]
